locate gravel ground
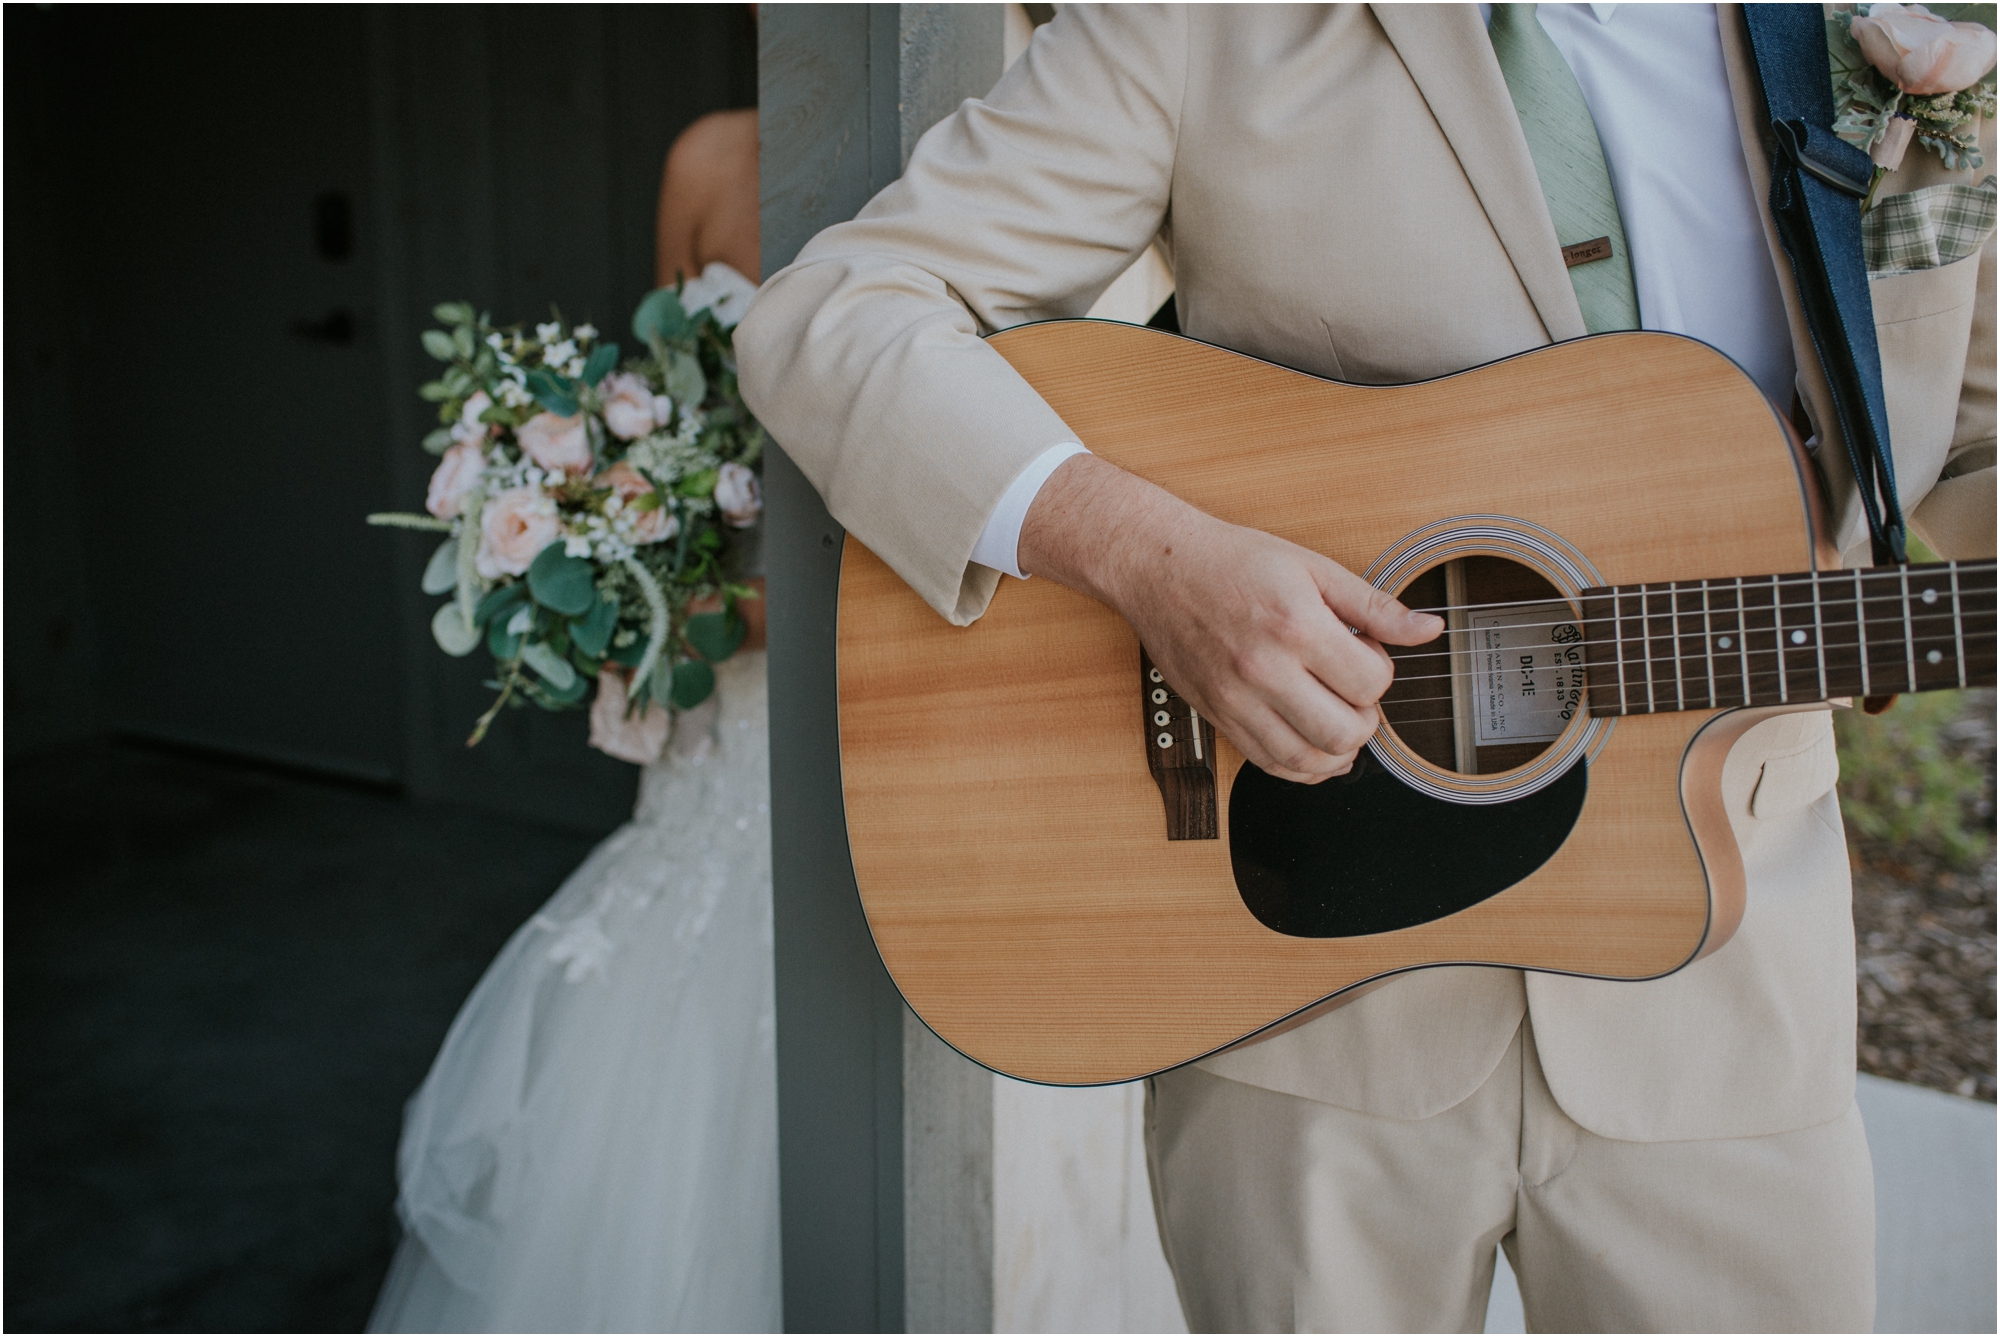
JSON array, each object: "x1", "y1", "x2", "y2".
[{"x1": 1846, "y1": 690, "x2": 1996, "y2": 1103}]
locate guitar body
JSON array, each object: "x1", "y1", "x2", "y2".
[{"x1": 836, "y1": 322, "x2": 1829, "y2": 1085}]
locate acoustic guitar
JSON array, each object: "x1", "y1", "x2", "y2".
[{"x1": 834, "y1": 321, "x2": 1994, "y2": 1085}]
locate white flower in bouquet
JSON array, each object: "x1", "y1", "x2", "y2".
[
  {"x1": 678, "y1": 261, "x2": 760, "y2": 329},
  {"x1": 601, "y1": 372, "x2": 662, "y2": 440},
  {"x1": 450, "y1": 390, "x2": 496, "y2": 447},
  {"x1": 517, "y1": 411, "x2": 594, "y2": 479},
  {"x1": 714, "y1": 461, "x2": 763, "y2": 528},
  {"x1": 477, "y1": 486, "x2": 562, "y2": 577},
  {"x1": 595, "y1": 461, "x2": 677, "y2": 545}
]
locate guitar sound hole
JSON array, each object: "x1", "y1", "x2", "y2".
[{"x1": 1382, "y1": 556, "x2": 1581, "y2": 775}]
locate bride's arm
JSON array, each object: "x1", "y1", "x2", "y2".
[{"x1": 655, "y1": 108, "x2": 762, "y2": 288}]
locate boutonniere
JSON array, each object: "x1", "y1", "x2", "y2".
[{"x1": 1829, "y1": 3, "x2": 1997, "y2": 205}]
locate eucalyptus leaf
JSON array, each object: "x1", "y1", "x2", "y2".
[
  {"x1": 633, "y1": 287, "x2": 692, "y2": 345},
  {"x1": 684, "y1": 609, "x2": 745, "y2": 663},
  {"x1": 522, "y1": 640, "x2": 578, "y2": 691},
  {"x1": 432, "y1": 301, "x2": 476, "y2": 326},
  {"x1": 452, "y1": 325, "x2": 476, "y2": 359},
  {"x1": 422, "y1": 329, "x2": 457, "y2": 362},
  {"x1": 418, "y1": 380, "x2": 454, "y2": 402},
  {"x1": 669, "y1": 658, "x2": 716, "y2": 710},
  {"x1": 488, "y1": 617, "x2": 523, "y2": 659},
  {"x1": 474, "y1": 582, "x2": 528, "y2": 627},
  {"x1": 665, "y1": 349, "x2": 706, "y2": 407},
  {"x1": 421, "y1": 538, "x2": 460, "y2": 595},
  {"x1": 431, "y1": 602, "x2": 481, "y2": 656},
  {"x1": 540, "y1": 671, "x2": 590, "y2": 706},
  {"x1": 422, "y1": 427, "x2": 455, "y2": 455},
  {"x1": 443, "y1": 367, "x2": 475, "y2": 396},
  {"x1": 581, "y1": 342, "x2": 619, "y2": 385},
  {"x1": 527, "y1": 542, "x2": 596, "y2": 616},
  {"x1": 525, "y1": 367, "x2": 580, "y2": 417},
  {"x1": 571, "y1": 593, "x2": 620, "y2": 657}
]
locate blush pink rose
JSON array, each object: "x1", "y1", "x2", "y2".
[
  {"x1": 1852, "y1": 3, "x2": 1997, "y2": 95},
  {"x1": 516, "y1": 412, "x2": 594, "y2": 479},
  {"x1": 425, "y1": 439, "x2": 487, "y2": 520},
  {"x1": 714, "y1": 461, "x2": 762, "y2": 529},
  {"x1": 600, "y1": 373, "x2": 659, "y2": 441},
  {"x1": 476, "y1": 486, "x2": 561, "y2": 577},
  {"x1": 595, "y1": 461, "x2": 676, "y2": 544},
  {"x1": 588, "y1": 666, "x2": 670, "y2": 764}
]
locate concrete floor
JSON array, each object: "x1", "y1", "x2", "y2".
[{"x1": 4, "y1": 742, "x2": 603, "y2": 1332}]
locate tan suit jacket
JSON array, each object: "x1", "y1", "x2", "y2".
[{"x1": 737, "y1": 4, "x2": 1995, "y2": 1141}]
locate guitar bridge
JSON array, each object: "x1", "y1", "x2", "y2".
[{"x1": 1140, "y1": 648, "x2": 1218, "y2": 840}]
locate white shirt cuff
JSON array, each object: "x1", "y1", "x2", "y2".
[{"x1": 968, "y1": 442, "x2": 1092, "y2": 579}]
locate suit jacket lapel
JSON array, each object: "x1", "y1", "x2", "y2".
[{"x1": 1371, "y1": 3, "x2": 1587, "y2": 343}]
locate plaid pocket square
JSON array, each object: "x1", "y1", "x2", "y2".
[{"x1": 1863, "y1": 176, "x2": 1998, "y2": 277}]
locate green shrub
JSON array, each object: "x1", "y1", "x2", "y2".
[{"x1": 1835, "y1": 691, "x2": 1993, "y2": 867}]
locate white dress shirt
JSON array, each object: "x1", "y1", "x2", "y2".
[{"x1": 968, "y1": 3, "x2": 1797, "y2": 580}]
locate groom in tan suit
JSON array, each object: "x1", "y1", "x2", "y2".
[{"x1": 739, "y1": 5, "x2": 1994, "y2": 1331}]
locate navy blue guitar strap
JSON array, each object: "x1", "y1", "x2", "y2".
[{"x1": 1743, "y1": 5, "x2": 1909, "y2": 565}]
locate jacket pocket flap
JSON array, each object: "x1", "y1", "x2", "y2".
[{"x1": 1750, "y1": 724, "x2": 1842, "y2": 818}]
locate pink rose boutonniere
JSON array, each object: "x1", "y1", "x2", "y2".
[{"x1": 1829, "y1": 3, "x2": 1997, "y2": 191}]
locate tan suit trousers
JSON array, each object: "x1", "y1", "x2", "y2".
[{"x1": 1145, "y1": 1018, "x2": 1875, "y2": 1334}]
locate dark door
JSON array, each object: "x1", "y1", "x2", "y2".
[{"x1": 32, "y1": 6, "x2": 400, "y2": 781}]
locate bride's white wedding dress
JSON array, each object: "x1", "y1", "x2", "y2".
[{"x1": 370, "y1": 651, "x2": 779, "y2": 1333}]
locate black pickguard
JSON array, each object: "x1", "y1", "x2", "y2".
[{"x1": 1228, "y1": 753, "x2": 1588, "y2": 938}]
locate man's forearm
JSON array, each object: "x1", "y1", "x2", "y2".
[{"x1": 1015, "y1": 454, "x2": 1443, "y2": 783}]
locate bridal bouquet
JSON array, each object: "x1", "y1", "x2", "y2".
[{"x1": 370, "y1": 267, "x2": 764, "y2": 753}]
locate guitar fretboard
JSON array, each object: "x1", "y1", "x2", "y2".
[{"x1": 1579, "y1": 560, "x2": 1996, "y2": 717}]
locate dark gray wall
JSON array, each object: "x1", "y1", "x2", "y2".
[
  {"x1": 759, "y1": 6, "x2": 1002, "y2": 1331},
  {"x1": 760, "y1": 11, "x2": 907, "y2": 1327},
  {"x1": 5, "y1": 4, "x2": 755, "y2": 830}
]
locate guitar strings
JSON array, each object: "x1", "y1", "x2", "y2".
[
  {"x1": 1394, "y1": 560, "x2": 1995, "y2": 620},
  {"x1": 1370, "y1": 626, "x2": 1996, "y2": 708},
  {"x1": 1363, "y1": 602, "x2": 1996, "y2": 642},
  {"x1": 1370, "y1": 647, "x2": 1997, "y2": 728}
]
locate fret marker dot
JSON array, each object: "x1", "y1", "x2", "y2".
[
  {"x1": 1790, "y1": 630, "x2": 1808, "y2": 645},
  {"x1": 1717, "y1": 636, "x2": 1732, "y2": 649},
  {"x1": 1927, "y1": 649, "x2": 1943, "y2": 664},
  {"x1": 1922, "y1": 588, "x2": 1938, "y2": 604}
]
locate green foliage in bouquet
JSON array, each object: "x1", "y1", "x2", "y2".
[{"x1": 370, "y1": 278, "x2": 765, "y2": 747}]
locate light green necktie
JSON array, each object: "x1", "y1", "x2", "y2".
[{"x1": 1488, "y1": 4, "x2": 1641, "y2": 333}]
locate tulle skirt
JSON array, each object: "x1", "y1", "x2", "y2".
[{"x1": 370, "y1": 652, "x2": 780, "y2": 1333}]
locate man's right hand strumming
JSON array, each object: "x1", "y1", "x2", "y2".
[{"x1": 1016, "y1": 454, "x2": 1445, "y2": 785}]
